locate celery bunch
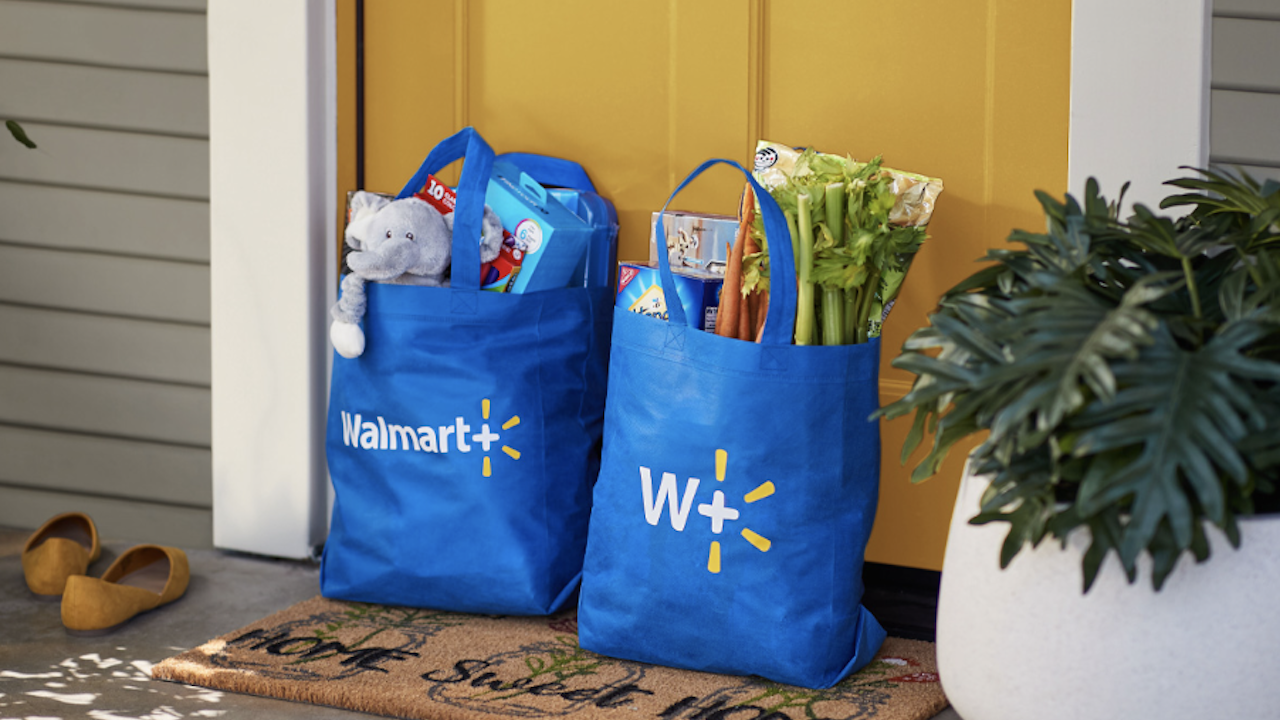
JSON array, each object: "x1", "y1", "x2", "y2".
[{"x1": 746, "y1": 148, "x2": 935, "y2": 345}]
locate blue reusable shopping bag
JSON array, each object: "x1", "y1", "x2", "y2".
[
  {"x1": 322, "y1": 128, "x2": 613, "y2": 615},
  {"x1": 577, "y1": 159, "x2": 887, "y2": 689}
]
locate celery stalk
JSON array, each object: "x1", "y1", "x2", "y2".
[
  {"x1": 825, "y1": 183, "x2": 845, "y2": 245},
  {"x1": 855, "y1": 268, "x2": 880, "y2": 344},
  {"x1": 791, "y1": 202, "x2": 816, "y2": 346},
  {"x1": 843, "y1": 290, "x2": 858, "y2": 342},
  {"x1": 821, "y1": 289, "x2": 845, "y2": 345},
  {"x1": 821, "y1": 182, "x2": 846, "y2": 345}
]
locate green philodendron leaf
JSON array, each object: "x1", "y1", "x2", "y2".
[
  {"x1": 909, "y1": 416, "x2": 975, "y2": 482},
  {"x1": 982, "y1": 276, "x2": 1161, "y2": 452},
  {"x1": 1126, "y1": 204, "x2": 1184, "y2": 258},
  {"x1": 1034, "y1": 189, "x2": 1068, "y2": 228},
  {"x1": 1164, "y1": 169, "x2": 1267, "y2": 214},
  {"x1": 939, "y1": 262, "x2": 1009, "y2": 299},
  {"x1": 6, "y1": 120, "x2": 36, "y2": 149},
  {"x1": 980, "y1": 466, "x2": 1055, "y2": 515},
  {"x1": 1089, "y1": 515, "x2": 1132, "y2": 586},
  {"x1": 1147, "y1": 521, "x2": 1182, "y2": 592},
  {"x1": 889, "y1": 352, "x2": 979, "y2": 387},
  {"x1": 926, "y1": 312, "x2": 1008, "y2": 366},
  {"x1": 899, "y1": 408, "x2": 931, "y2": 465},
  {"x1": 1065, "y1": 324, "x2": 1280, "y2": 581},
  {"x1": 969, "y1": 486, "x2": 1055, "y2": 570}
]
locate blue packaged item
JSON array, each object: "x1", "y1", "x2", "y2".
[
  {"x1": 484, "y1": 162, "x2": 592, "y2": 294},
  {"x1": 496, "y1": 153, "x2": 619, "y2": 290},
  {"x1": 616, "y1": 261, "x2": 721, "y2": 333},
  {"x1": 577, "y1": 159, "x2": 887, "y2": 688},
  {"x1": 322, "y1": 128, "x2": 612, "y2": 615},
  {"x1": 551, "y1": 189, "x2": 618, "y2": 289}
]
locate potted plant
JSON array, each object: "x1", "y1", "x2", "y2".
[{"x1": 878, "y1": 168, "x2": 1280, "y2": 720}]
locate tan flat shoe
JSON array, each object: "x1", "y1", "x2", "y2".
[
  {"x1": 61, "y1": 544, "x2": 189, "y2": 633},
  {"x1": 22, "y1": 512, "x2": 101, "y2": 598}
]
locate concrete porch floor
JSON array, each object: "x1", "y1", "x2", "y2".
[{"x1": 0, "y1": 526, "x2": 960, "y2": 719}]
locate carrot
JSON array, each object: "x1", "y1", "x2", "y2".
[
  {"x1": 741, "y1": 231, "x2": 762, "y2": 341},
  {"x1": 754, "y1": 290, "x2": 770, "y2": 342},
  {"x1": 717, "y1": 184, "x2": 755, "y2": 339},
  {"x1": 740, "y1": 289, "x2": 755, "y2": 341},
  {"x1": 717, "y1": 238, "x2": 744, "y2": 338}
]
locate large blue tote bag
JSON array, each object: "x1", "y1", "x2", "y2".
[
  {"x1": 322, "y1": 128, "x2": 612, "y2": 615},
  {"x1": 577, "y1": 160, "x2": 887, "y2": 689}
]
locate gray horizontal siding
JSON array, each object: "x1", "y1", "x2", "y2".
[
  {"x1": 1215, "y1": 0, "x2": 1280, "y2": 20},
  {"x1": 0, "y1": 484, "x2": 211, "y2": 549},
  {"x1": 67, "y1": 0, "x2": 205, "y2": 12},
  {"x1": 0, "y1": 181, "x2": 209, "y2": 262},
  {"x1": 0, "y1": 245, "x2": 209, "y2": 324},
  {"x1": 0, "y1": 0, "x2": 206, "y2": 73},
  {"x1": 1211, "y1": 163, "x2": 1280, "y2": 185},
  {"x1": 1210, "y1": 10, "x2": 1280, "y2": 178},
  {"x1": 0, "y1": 304, "x2": 209, "y2": 385},
  {"x1": 1209, "y1": 89, "x2": 1280, "y2": 167},
  {"x1": 0, "y1": 57, "x2": 208, "y2": 136},
  {"x1": 0, "y1": 0, "x2": 212, "y2": 547},
  {"x1": 1212, "y1": 17, "x2": 1280, "y2": 92},
  {"x1": 0, "y1": 123, "x2": 209, "y2": 199},
  {"x1": 0, "y1": 365, "x2": 209, "y2": 446},
  {"x1": 0, "y1": 425, "x2": 210, "y2": 506}
]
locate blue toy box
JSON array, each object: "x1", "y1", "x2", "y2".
[{"x1": 484, "y1": 163, "x2": 593, "y2": 293}]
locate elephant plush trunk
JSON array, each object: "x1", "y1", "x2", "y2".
[{"x1": 346, "y1": 238, "x2": 437, "y2": 282}]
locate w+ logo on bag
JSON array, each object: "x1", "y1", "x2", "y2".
[
  {"x1": 338, "y1": 398, "x2": 520, "y2": 478},
  {"x1": 639, "y1": 449, "x2": 774, "y2": 573}
]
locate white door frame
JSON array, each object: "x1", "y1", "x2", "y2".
[
  {"x1": 208, "y1": 0, "x2": 337, "y2": 559},
  {"x1": 206, "y1": 0, "x2": 1210, "y2": 558},
  {"x1": 1069, "y1": 0, "x2": 1212, "y2": 211}
]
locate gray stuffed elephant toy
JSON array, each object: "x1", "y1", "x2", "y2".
[{"x1": 329, "y1": 191, "x2": 504, "y2": 358}]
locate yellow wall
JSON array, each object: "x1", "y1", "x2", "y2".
[{"x1": 336, "y1": 0, "x2": 1071, "y2": 571}]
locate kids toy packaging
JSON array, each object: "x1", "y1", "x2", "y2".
[
  {"x1": 482, "y1": 161, "x2": 594, "y2": 293},
  {"x1": 648, "y1": 210, "x2": 737, "y2": 275},
  {"x1": 410, "y1": 161, "x2": 597, "y2": 294}
]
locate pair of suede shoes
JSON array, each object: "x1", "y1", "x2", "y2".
[{"x1": 21, "y1": 512, "x2": 189, "y2": 634}]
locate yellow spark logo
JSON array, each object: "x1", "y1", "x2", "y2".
[
  {"x1": 702, "y1": 448, "x2": 773, "y2": 574},
  {"x1": 480, "y1": 398, "x2": 521, "y2": 478}
]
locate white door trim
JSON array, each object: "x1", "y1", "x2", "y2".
[
  {"x1": 1069, "y1": 0, "x2": 1212, "y2": 211},
  {"x1": 208, "y1": 0, "x2": 337, "y2": 559}
]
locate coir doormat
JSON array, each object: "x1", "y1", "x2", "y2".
[{"x1": 153, "y1": 595, "x2": 947, "y2": 720}]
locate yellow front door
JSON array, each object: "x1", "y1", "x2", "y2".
[{"x1": 337, "y1": 0, "x2": 1071, "y2": 571}]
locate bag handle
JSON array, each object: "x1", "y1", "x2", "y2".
[
  {"x1": 656, "y1": 159, "x2": 795, "y2": 347},
  {"x1": 495, "y1": 152, "x2": 597, "y2": 193},
  {"x1": 395, "y1": 127, "x2": 495, "y2": 291}
]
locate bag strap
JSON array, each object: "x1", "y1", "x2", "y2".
[
  {"x1": 395, "y1": 127, "x2": 495, "y2": 291},
  {"x1": 656, "y1": 160, "x2": 795, "y2": 347},
  {"x1": 495, "y1": 152, "x2": 597, "y2": 193}
]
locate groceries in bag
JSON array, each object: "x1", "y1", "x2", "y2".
[
  {"x1": 745, "y1": 140, "x2": 944, "y2": 345},
  {"x1": 615, "y1": 262, "x2": 723, "y2": 332},
  {"x1": 328, "y1": 188, "x2": 506, "y2": 358}
]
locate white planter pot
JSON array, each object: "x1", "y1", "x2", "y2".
[{"x1": 937, "y1": 467, "x2": 1280, "y2": 720}]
